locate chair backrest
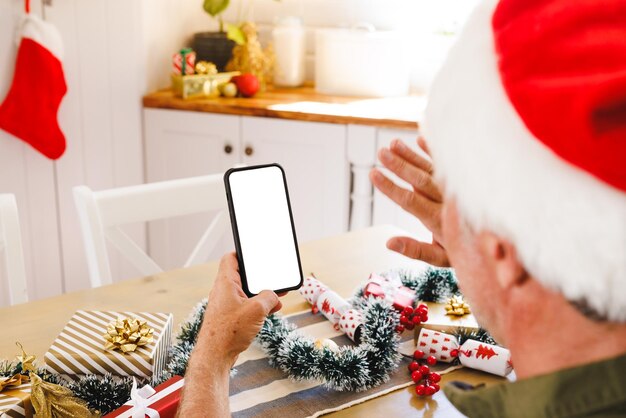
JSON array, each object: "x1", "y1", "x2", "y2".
[
  {"x1": 73, "y1": 173, "x2": 229, "y2": 287},
  {"x1": 0, "y1": 194, "x2": 28, "y2": 305}
]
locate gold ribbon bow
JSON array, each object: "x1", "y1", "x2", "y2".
[
  {"x1": 445, "y1": 295, "x2": 471, "y2": 316},
  {"x1": 104, "y1": 317, "x2": 154, "y2": 353},
  {"x1": 1, "y1": 343, "x2": 95, "y2": 418}
]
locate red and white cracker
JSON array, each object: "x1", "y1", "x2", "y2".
[
  {"x1": 416, "y1": 328, "x2": 459, "y2": 363},
  {"x1": 458, "y1": 339, "x2": 513, "y2": 377},
  {"x1": 299, "y1": 276, "x2": 329, "y2": 306},
  {"x1": 338, "y1": 309, "x2": 364, "y2": 341}
]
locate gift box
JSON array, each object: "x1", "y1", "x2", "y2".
[
  {"x1": 363, "y1": 273, "x2": 416, "y2": 312},
  {"x1": 104, "y1": 376, "x2": 183, "y2": 418},
  {"x1": 172, "y1": 48, "x2": 196, "y2": 75},
  {"x1": 44, "y1": 311, "x2": 173, "y2": 383},
  {"x1": 414, "y1": 302, "x2": 480, "y2": 339},
  {"x1": 171, "y1": 71, "x2": 239, "y2": 99},
  {"x1": 0, "y1": 381, "x2": 32, "y2": 418}
]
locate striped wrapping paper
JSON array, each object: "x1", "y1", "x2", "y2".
[
  {"x1": 0, "y1": 382, "x2": 32, "y2": 418},
  {"x1": 228, "y1": 310, "x2": 461, "y2": 418},
  {"x1": 44, "y1": 311, "x2": 173, "y2": 383}
]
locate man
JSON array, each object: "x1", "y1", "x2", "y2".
[{"x1": 179, "y1": 0, "x2": 626, "y2": 416}]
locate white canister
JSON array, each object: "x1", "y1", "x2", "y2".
[{"x1": 272, "y1": 17, "x2": 306, "y2": 87}]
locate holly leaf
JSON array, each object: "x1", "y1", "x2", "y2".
[
  {"x1": 226, "y1": 23, "x2": 246, "y2": 45},
  {"x1": 203, "y1": 0, "x2": 230, "y2": 18}
]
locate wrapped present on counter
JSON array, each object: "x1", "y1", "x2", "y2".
[
  {"x1": 417, "y1": 328, "x2": 513, "y2": 376},
  {"x1": 0, "y1": 381, "x2": 32, "y2": 418},
  {"x1": 414, "y1": 301, "x2": 480, "y2": 336},
  {"x1": 363, "y1": 273, "x2": 417, "y2": 312},
  {"x1": 299, "y1": 276, "x2": 364, "y2": 343},
  {"x1": 44, "y1": 311, "x2": 173, "y2": 383},
  {"x1": 172, "y1": 48, "x2": 196, "y2": 75},
  {"x1": 171, "y1": 71, "x2": 239, "y2": 100},
  {"x1": 104, "y1": 376, "x2": 183, "y2": 418}
]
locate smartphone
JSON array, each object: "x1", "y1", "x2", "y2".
[{"x1": 224, "y1": 163, "x2": 303, "y2": 297}]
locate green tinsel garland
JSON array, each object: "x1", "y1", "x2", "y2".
[{"x1": 1, "y1": 266, "x2": 493, "y2": 413}]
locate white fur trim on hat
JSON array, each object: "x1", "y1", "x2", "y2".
[
  {"x1": 424, "y1": 0, "x2": 626, "y2": 320},
  {"x1": 19, "y1": 14, "x2": 64, "y2": 61}
]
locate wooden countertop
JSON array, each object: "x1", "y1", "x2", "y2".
[
  {"x1": 143, "y1": 86, "x2": 424, "y2": 131},
  {"x1": 0, "y1": 226, "x2": 503, "y2": 417}
]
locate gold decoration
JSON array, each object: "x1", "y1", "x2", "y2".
[
  {"x1": 0, "y1": 373, "x2": 27, "y2": 392},
  {"x1": 225, "y1": 22, "x2": 274, "y2": 89},
  {"x1": 314, "y1": 338, "x2": 339, "y2": 352},
  {"x1": 445, "y1": 296, "x2": 471, "y2": 316},
  {"x1": 0, "y1": 342, "x2": 35, "y2": 392},
  {"x1": 103, "y1": 317, "x2": 154, "y2": 353},
  {"x1": 195, "y1": 60, "x2": 218, "y2": 75},
  {"x1": 30, "y1": 373, "x2": 96, "y2": 418}
]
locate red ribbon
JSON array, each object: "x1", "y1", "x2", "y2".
[{"x1": 25, "y1": 0, "x2": 30, "y2": 14}]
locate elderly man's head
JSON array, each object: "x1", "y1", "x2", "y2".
[{"x1": 425, "y1": 0, "x2": 626, "y2": 340}]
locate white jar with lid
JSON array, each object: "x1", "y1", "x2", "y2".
[{"x1": 272, "y1": 17, "x2": 306, "y2": 87}]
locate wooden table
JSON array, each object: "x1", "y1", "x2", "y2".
[
  {"x1": 143, "y1": 86, "x2": 424, "y2": 131},
  {"x1": 0, "y1": 225, "x2": 503, "y2": 417}
]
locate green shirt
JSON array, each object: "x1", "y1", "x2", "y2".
[{"x1": 444, "y1": 353, "x2": 626, "y2": 418}]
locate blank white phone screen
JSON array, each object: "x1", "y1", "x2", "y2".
[{"x1": 229, "y1": 166, "x2": 301, "y2": 294}]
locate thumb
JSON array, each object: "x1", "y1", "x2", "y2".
[{"x1": 249, "y1": 290, "x2": 282, "y2": 317}]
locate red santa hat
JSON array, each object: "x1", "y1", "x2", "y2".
[{"x1": 424, "y1": 0, "x2": 626, "y2": 320}]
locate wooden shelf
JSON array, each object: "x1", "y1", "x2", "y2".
[{"x1": 143, "y1": 86, "x2": 424, "y2": 131}]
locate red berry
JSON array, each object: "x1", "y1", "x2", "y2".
[
  {"x1": 395, "y1": 325, "x2": 405, "y2": 333},
  {"x1": 420, "y1": 314, "x2": 429, "y2": 322},
  {"x1": 413, "y1": 349, "x2": 425, "y2": 359},
  {"x1": 411, "y1": 371, "x2": 423, "y2": 383},
  {"x1": 415, "y1": 384, "x2": 426, "y2": 396},
  {"x1": 399, "y1": 315, "x2": 409, "y2": 324},
  {"x1": 426, "y1": 355, "x2": 437, "y2": 366},
  {"x1": 432, "y1": 383, "x2": 441, "y2": 392},
  {"x1": 419, "y1": 365, "x2": 430, "y2": 375},
  {"x1": 429, "y1": 372, "x2": 441, "y2": 383},
  {"x1": 411, "y1": 315, "x2": 421, "y2": 325},
  {"x1": 450, "y1": 349, "x2": 459, "y2": 358},
  {"x1": 404, "y1": 322, "x2": 415, "y2": 331},
  {"x1": 424, "y1": 385, "x2": 436, "y2": 396},
  {"x1": 408, "y1": 361, "x2": 420, "y2": 372},
  {"x1": 418, "y1": 303, "x2": 428, "y2": 312},
  {"x1": 403, "y1": 307, "x2": 414, "y2": 316}
]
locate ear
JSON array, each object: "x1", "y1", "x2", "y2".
[{"x1": 476, "y1": 230, "x2": 527, "y2": 290}]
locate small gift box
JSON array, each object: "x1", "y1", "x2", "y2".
[
  {"x1": 171, "y1": 71, "x2": 239, "y2": 99},
  {"x1": 0, "y1": 382, "x2": 32, "y2": 418},
  {"x1": 103, "y1": 376, "x2": 184, "y2": 418},
  {"x1": 172, "y1": 48, "x2": 196, "y2": 75},
  {"x1": 414, "y1": 302, "x2": 480, "y2": 337},
  {"x1": 363, "y1": 273, "x2": 416, "y2": 312},
  {"x1": 44, "y1": 311, "x2": 173, "y2": 383}
]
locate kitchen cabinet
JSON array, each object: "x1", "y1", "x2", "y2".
[{"x1": 143, "y1": 109, "x2": 350, "y2": 269}]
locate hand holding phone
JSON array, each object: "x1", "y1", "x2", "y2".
[{"x1": 224, "y1": 164, "x2": 303, "y2": 296}]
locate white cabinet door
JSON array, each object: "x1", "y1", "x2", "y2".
[
  {"x1": 241, "y1": 117, "x2": 350, "y2": 243},
  {"x1": 372, "y1": 128, "x2": 432, "y2": 244},
  {"x1": 144, "y1": 109, "x2": 240, "y2": 270}
]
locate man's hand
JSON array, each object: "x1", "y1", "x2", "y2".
[
  {"x1": 179, "y1": 253, "x2": 282, "y2": 418},
  {"x1": 197, "y1": 252, "x2": 282, "y2": 365},
  {"x1": 370, "y1": 137, "x2": 450, "y2": 267}
]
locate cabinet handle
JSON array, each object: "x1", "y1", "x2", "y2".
[
  {"x1": 245, "y1": 146, "x2": 254, "y2": 156},
  {"x1": 224, "y1": 144, "x2": 233, "y2": 154}
]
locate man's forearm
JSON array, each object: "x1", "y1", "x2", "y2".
[{"x1": 177, "y1": 335, "x2": 232, "y2": 417}]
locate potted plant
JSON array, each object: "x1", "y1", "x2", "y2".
[{"x1": 192, "y1": 0, "x2": 236, "y2": 71}]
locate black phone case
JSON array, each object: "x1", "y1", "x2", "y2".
[{"x1": 224, "y1": 163, "x2": 304, "y2": 297}]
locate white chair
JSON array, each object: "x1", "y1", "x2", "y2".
[
  {"x1": 73, "y1": 173, "x2": 229, "y2": 287},
  {"x1": 0, "y1": 194, "x2": 28, "y2": 305}
]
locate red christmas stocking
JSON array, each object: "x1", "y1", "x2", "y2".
[{"x1": 0, "y1": 13, "x2": 68, "y2": 159}]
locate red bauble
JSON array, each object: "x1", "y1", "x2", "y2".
[
  {"x1": 429, "y1": 372, "x2": 441, "y2": 383},
  {"x1": 415, "y1": 384, "x2": 426, "y2": 396},
  {"x1": 411, "y1": 371, "x2": 423, "y2": 383},
  {"x1": 419, "y1": 365, "x2": 430, "y2": 375},
  {"x1": 413, "y1": 349, "x2": 425, "y2": 359},
  {"x1": 426, "y1": 355, "x2": 437, "y2": 366},
  {"x1": 424, "y1": 385, "x2": 436, "y2": 396},
  {"x1": 420, "y1": 314, "x2": 429, "y2": 322},
  {"x1": 404, "y1": 322, "x2": 415, "y2": 331},
  {"x1": 408, "y1": 361, "x2": 420, "y2": 372},
  {"x1": 232, "y1": 73, "x2": 260, "y2": 97},
  {"x1": 432, "y1": 383, "x2": 441, "y2": 392},
  {"x1": 395, "y1": 325, "x2": 405, "y2": 333},
  {"x1": 411, "y1": 315, "x2": 422, "y2": 325},
  {"x1": 400, "y1": 315, "x2": 409, "y2": 324},
  {"x1": 403, "y1": 307, "x2": 414, "y2": 316}
]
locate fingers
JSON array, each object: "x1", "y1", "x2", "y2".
[
  {"x1": 417, "y1": 136, "x2": 431, "y2": 157},
  {"x1": 387, "y1": 236, "x2": 450, "y2": 267},
  {"x1": 370, "y1": 169, "x2": 441, "y2": 230},
  {"x1": 218, "y1": 253, "x2": 242, "y2": 286},
  {"x1": 390, "y1": 138, "x2": 433, "y2": 174},
  {"x1": 378, "y1": 147, "x2": 442, "y2": 202},
  {"x1": 249, "y1": 290, "x2": 281, "y2": 317}
]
